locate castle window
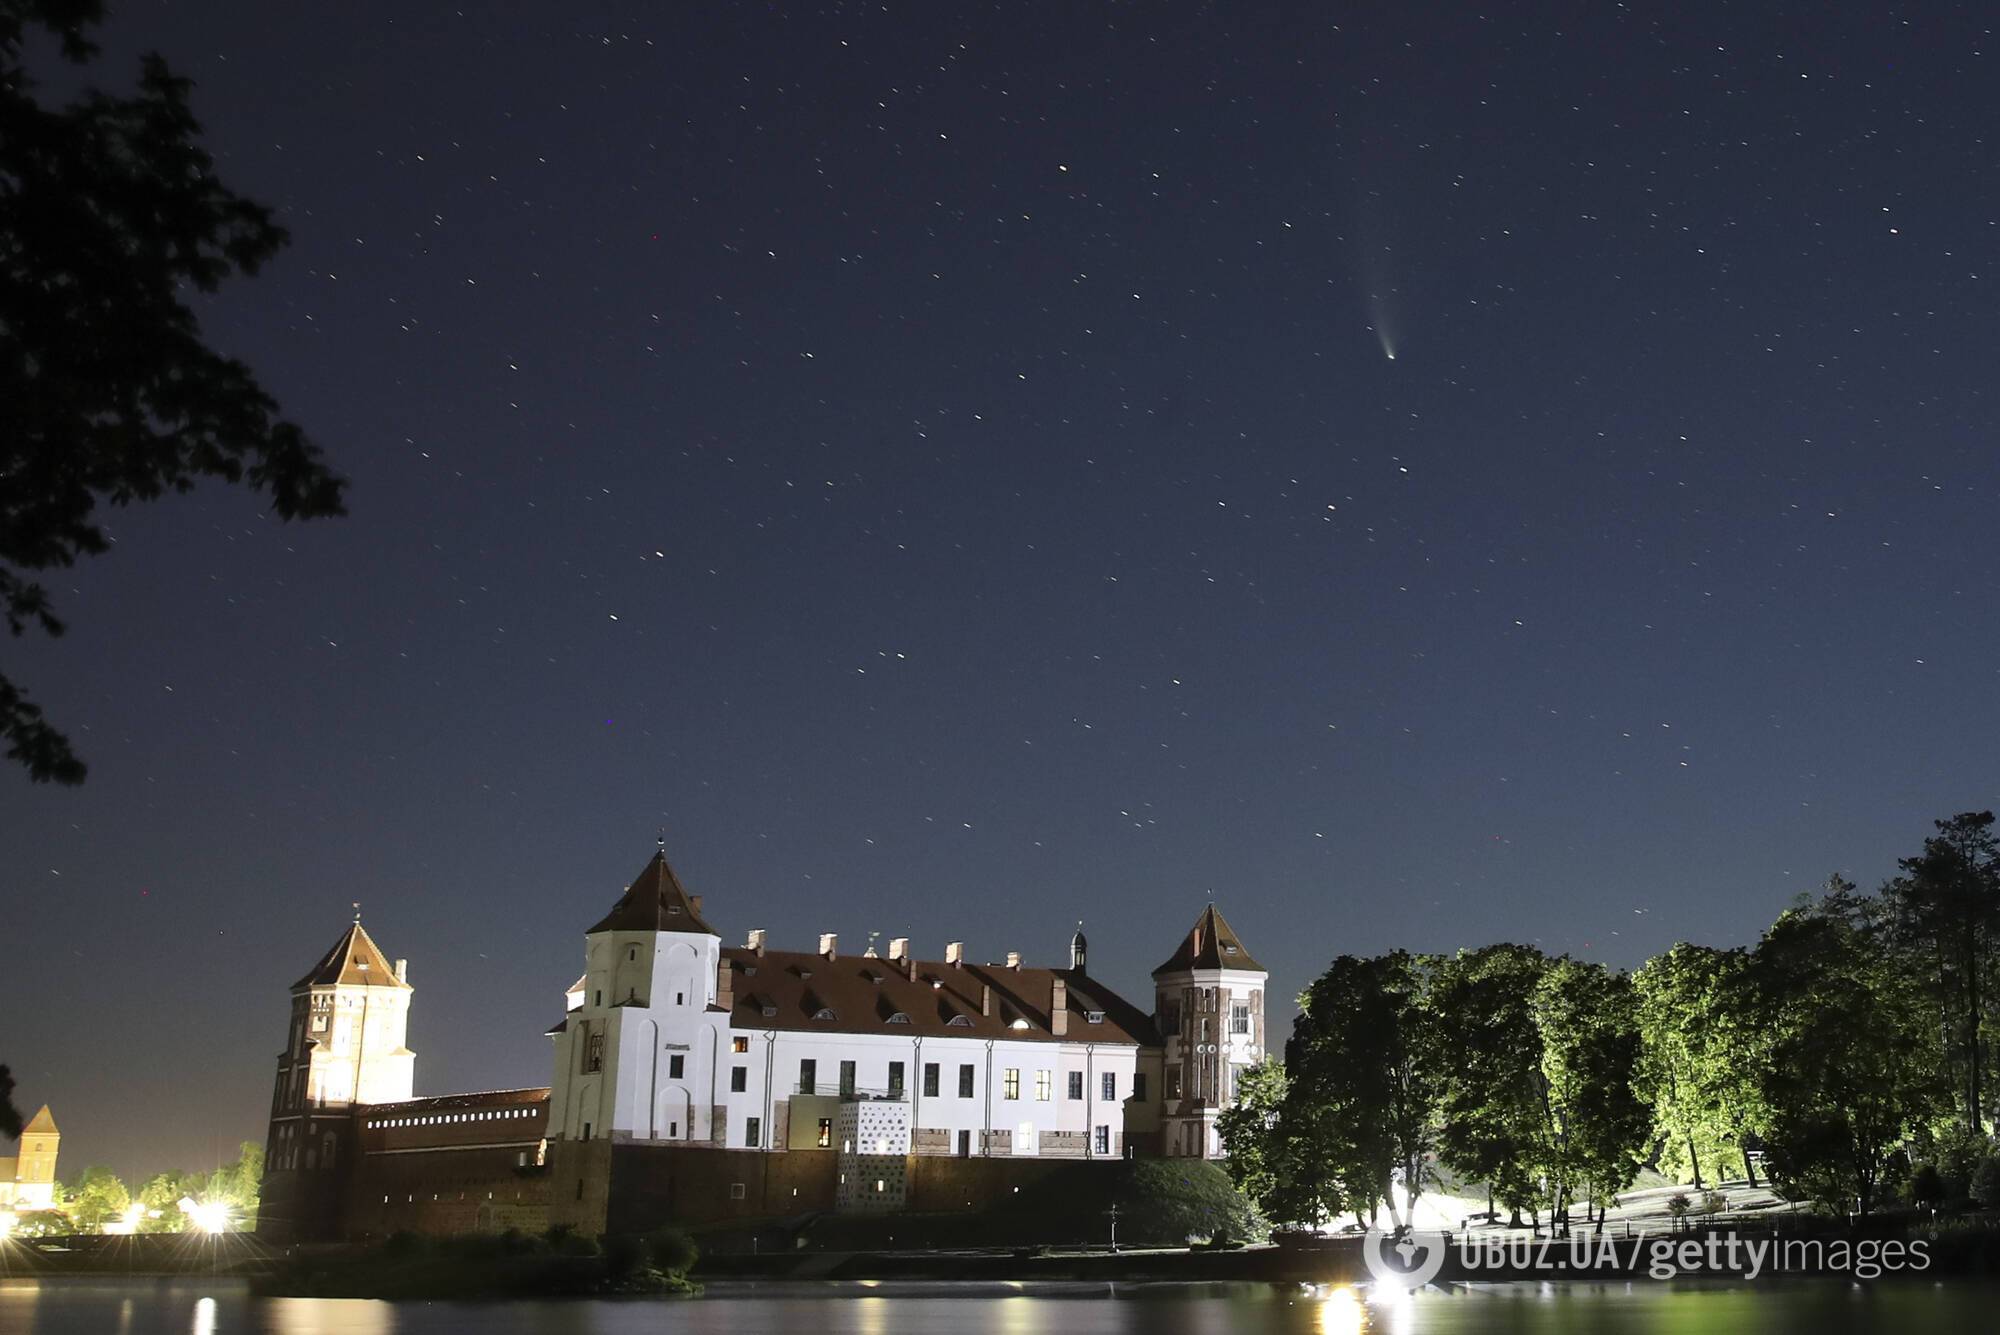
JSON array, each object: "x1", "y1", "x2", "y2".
[
  {"x1": 733, "y1": 1036, "x2": 750, "y2": 1053},
  {"x1": 583, "y1": 1028, "x2": 605, "y2": 1073},
  {"x1": 1002, "y1": 1069, "x2": 1020, "y2": 1100},
  {"x1": 669, "y1": 1054, "x2": 685, "y2": 1079},
  {"x1": 628, "y1": 946, "x2": 638, "y2": 962},
  {"x1": 730, "y1": 1066, "x2": 748, "y2": 1092},
  {"x1": 1094, "y1": 1125, "x2": 1111, "y2": 1155},
  {"x1": 1067, "y1": 1071, "x2": 1084, "y2": 1100},
  {"x1": 817, "y1": 1118, "x2": 833, "y2": 1148},
  {"x1": 888, "y1": 1061, "x2": 905, "y2": 1094},
  {"x1": 923, "y1": 1063, "x2": 940, "y2": 1097},
  {"x1": 799, "y1": 1059, "x2": 817, "y2": 1093},
  {"x1": 958, "y1": 1064, "x2": 975, "y2": 1097},
  {"x1": 745, "y1": 1117, "x2": 761, "y2": 1148},
  {"x1": 1102, "y1": 1072, "x2": 1117, "y2": 1101},
  {"x1": 1035, "y1": 1070, "x2": 1052, "y2": 1102},
  {"x1": 839, "y1": 1061, "x2": 856, "y2": 1096},
  {"x1": 1231, "y1": 1002, "x2": 1251, "y2": 1035}
]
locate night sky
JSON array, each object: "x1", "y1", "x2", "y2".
[{"x1": 7, "y1": 2, "x2": 1999, "y2": 1179}]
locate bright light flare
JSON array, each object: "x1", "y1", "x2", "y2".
[{"x1": 178, "y1": 1197, "x2": 229, "y2": 1234}]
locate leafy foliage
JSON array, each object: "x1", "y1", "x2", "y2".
[
  {"x1": 1, "y1": 0, "x2": 346, "y2": 783},
  {"x1": 1286, "y1": 951, "x2": 1449, "y2": 1230},
  {"x1": 1745, "y1": 883, "x2": 1946, "y2": 1215},
  {"x1": 1431, "y1": 943, "x2": 1553, "y2": 1223},
  {"x1": 1530, "y1": 958, "x2": 1652, "y2": 1226}
]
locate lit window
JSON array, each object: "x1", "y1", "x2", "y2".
[
  {"x1": 1094, "y1": 1125, "x2": 1110, "y2": 1155},
  {"x1": 733, "y1": 1036, "x2": 750, "y2": 1053},
  {"x1": 1034, "y1": 1070, "x2": 1052, "y2": 1101},
  {"x1": 1003, "y1": 1068, "x2": 1020, "y2": 1100},
  {"x1": 817, "y1": 1118, "x2": 833, "y2": 1148}
]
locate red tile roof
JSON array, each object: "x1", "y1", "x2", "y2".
[
  {"x1": 1152, "y1": 905, "x2": 1264, "y2": 976},
  {"x1": 587, "y1": 851, "x2": 715, "y2": 935},
  {"x1": 722, "y1": 947, "x2": 1159, "y2": 1046}
]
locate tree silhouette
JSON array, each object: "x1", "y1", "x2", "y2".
[{"x1": 1, "y1": 0, "x2": 345, "y2": 783}]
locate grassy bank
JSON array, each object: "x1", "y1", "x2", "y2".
[{"x1": 251, "y1": 1228, "x2": 699, "y2": 1299}]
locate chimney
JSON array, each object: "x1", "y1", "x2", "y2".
[
  {"x1": 819, "y1": 933, "x2": 838, "y2": 960},
  {"x1": 1005, "y1": 950, "x2": 1022, "y2": 969},
  {"x1": 945, "y1": 941, "x2": 964, "y2": 967},
  {"x1": 888, "y1": 937, "x2": 909, "y2": 962},
  {"x1": 747, "y1": 929, "x2": 766, "y2": 956},
  {"x1": 395, "y1": 959, "x2": 408, "y2": 985},
  {"x1": 981, "y1": 983, "x2": 993, "y2": 1017},
  {"x1": 1050, "y1": 977, "x2": 1068, "y2": 1037},
  {"x1": 715, "y1": 956, "x2": 734, "y2": 1015}
]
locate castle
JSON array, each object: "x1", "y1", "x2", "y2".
[
  {"x1": 0, "y1": 1106, "x2": 60, "y2": 1219},
  {"x1": 258, "y1": 844, "x2": 1266, "y2": 1241}
]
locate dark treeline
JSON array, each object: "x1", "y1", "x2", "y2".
[{"x1": 1219, "y1": 811, "x2": 2000, "y2": 1233}]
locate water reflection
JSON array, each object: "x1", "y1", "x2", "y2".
[{"x1": 1, "y1": 1277, "x2": 1997, "y2": 1335}]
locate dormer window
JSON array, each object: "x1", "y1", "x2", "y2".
[
  {"x1": 762, "y1": 1004, "x2": 778, "y2": 1018},
  {"x1": 1086, "y1": 1010, "x2": 1106, "y2": 1024},
  {"x1": 668, "y1": 904, "x2": 682, "y2": 914},
  {"x1": 813, "y1": 1008, "x2": 836, "y2": 1021},
  {"x1": 947, "y1": 1015, "x2": 972, "y2": 1027},
  {"x1": 1223, "y1": 944, "x2": 1238, "y2": 955},
  {"x1": 888, "y1": 1012, "x2": 910, "y2": 1024},
  {"x1": 1009, "y1": 1018, "x2": 1031, "y2": 1031}
]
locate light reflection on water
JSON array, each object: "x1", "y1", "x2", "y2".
[{"x1": 0, "y1": 1278, "x2": 1993, "y2": 1335}]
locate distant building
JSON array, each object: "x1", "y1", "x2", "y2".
[
  {"x1": 0, "y1": 1106, "x2": 60, "y2": 1215},
  {"x1": 259, "y1": 843, "x2": 1267, "y2": 1241}
]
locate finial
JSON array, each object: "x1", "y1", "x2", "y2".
[{"x1": 352, "y1": 901, "x2": 361, "y2": 924}]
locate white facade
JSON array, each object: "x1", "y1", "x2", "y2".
[{"x1": 548, "y1": 852, "x2": 1260, "y2": 1184}]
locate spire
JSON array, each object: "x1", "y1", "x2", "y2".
[
  {"x1": 292, "y1": 919, "x2": 411, "y2": 990},
  {"x1": 22, "y1": 1105, "x2": 56, "y2": 1135},
  {"x1": 1151, "y1": 904, "x2": 1263, "y2": 976},
  {"x1": 586, "y1": 845, "x2": 716, "y2": 935}
]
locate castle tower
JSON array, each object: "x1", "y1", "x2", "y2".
[
  {"x1": 547, "y1": 845, "x2": 723, "y2": 1234},
  {"x1": 2, "y1": 1106, "x2": 60, "y2": 1211},
  {"x1": 1152, "y1": 905, "x2": 1266, "y2": 1159},
  {"x1": 259, "y1": 917, "x2": 415, "y2": 1240},
  {"x1": 549, "y1": 846, "x2": 722, "y2": 1147}
]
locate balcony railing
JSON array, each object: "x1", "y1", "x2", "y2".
[{"x1": 793, "y1": 1081, "x2": 908, "y2": 1101}]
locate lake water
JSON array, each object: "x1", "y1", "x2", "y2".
[{"x1": 2, "y1": 1278, "x2": 1993, "y2": 1334}]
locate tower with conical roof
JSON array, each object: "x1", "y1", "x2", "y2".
[
  {"x1": 548, "y1": 843, "x2": 723, "y2": 1156},
  {"x1": 1151, "y1": 904, "x2": 1266, "y2": 1158},
  {"x1": 262, "y1": 915, "x2": 416, "y2": 1215},
  {"x1": 0, "y1": 1106, "x2": 60, "y2": 1212}
]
